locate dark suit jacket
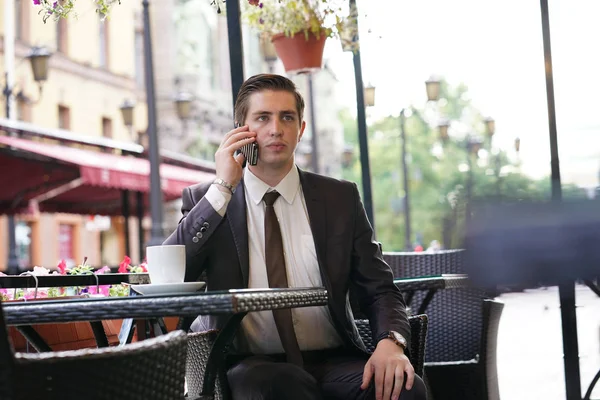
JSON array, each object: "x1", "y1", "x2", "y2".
[{"x1": 163, "y1": 168, "x2": 410, "y2": 353}]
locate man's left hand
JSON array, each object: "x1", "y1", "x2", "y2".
[{"x1": 361, "y1": 338, "x2": 415, "y2": 400}]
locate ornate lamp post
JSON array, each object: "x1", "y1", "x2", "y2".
[{"x1": 3, "y1": 46, "x2": 51, "y2": 275}]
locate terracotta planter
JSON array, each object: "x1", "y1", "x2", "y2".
[
  {"x1": 271, "y1": 31, "x2": 327, "y2": 74},
  {"x1": 9, "y1": 317, "x2": 181, "y2": 352},
  {"x1": 9, "y1": 320, "x2": 124, "y2": 352}
]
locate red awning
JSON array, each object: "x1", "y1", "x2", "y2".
[{"x1": 0, "y1": 135, "x2": 214, "y2": 215}]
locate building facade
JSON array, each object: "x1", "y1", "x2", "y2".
[{"x1": 0, "y1": 0, "x2": 148, "y2": 271}]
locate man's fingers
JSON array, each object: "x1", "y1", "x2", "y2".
[
  {"x1": 374, "y1": 364, "x2": 385, "y2": 400},
  {"x1": 383, "y1": 363, "x2": 395, "y2": 400},
  {"x1": 404, "y1": 364, "x2": 415, "y2": 391},
  {"x1": 225, "y1": 136, "x2": 256, "y2": 154},
  {"x1": 221, "y1": 131, "x2": 256, "y2": 151},
  {"x1": 361, "y1": 362, "x2": 373, "y2": 390},
  {"x1": 391, "y1": 366, "x2": 404, "y2": 400},
  {"x1": 234, "y1": 152, "x2": 246, "y2": 166},
  {"x1": 222, "y1": 124, "x2": 248, "y2": 141}
]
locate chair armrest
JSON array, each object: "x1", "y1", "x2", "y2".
[{"x1": 481, "y1": 299, "x2": 504, "y2": 400}]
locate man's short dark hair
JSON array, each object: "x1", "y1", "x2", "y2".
[{"x1": 234, "y1": 74, "x2": 305, "y2": 127}]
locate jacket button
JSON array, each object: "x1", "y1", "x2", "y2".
[
  {"x1": 196, "y1": 232, "x2": 203, "y2": 239},
  {"x1": 202, "y1": 222, "x2": 210, "y2": 228},
  {"x1": 192, "y1": 236, "x2": 199, "y2": 243},
  {"x1": 200, "y1": 226, "x2": 207, "y2": 233}
]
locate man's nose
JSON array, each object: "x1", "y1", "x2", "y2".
[{"x1": 269, "y1": 119, "x2": 283, "y2": 136}]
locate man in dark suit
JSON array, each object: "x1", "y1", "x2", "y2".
[{"x1": 164, "y1": 74, "x2": 426, "y2": 400}]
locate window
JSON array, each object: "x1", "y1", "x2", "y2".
[
  {"x1": 134, "y1": 29, "x2": 145, "y2": 89},
  {"x1": 56, "y1": 18, "x2": 68, "y2": 53},
  {"x1": 15, "y1": 221, "x2": 32, "y2": 269},
  {"x1": 58, "y1": 105, "x2": 70, "y2": 130},
  {"x1": 99, "y1": 17, "x2": 110, "y2": 68},
  {"x1": 102, "y1": 117, "x2": 112, "y2": 138},
  {"x1": 58, "y1": 224, "x2": 74, "y2": 264}
]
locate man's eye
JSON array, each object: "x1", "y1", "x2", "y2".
[
  {"x1": 257, "y1": 116, "x2": 267, "y2": 122},
  {"x1": 283, "y1": 115, "x2": 294, "y2": 121}
]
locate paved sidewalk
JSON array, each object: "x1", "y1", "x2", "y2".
[{"x1": 496, "y1": 284, "x2": 600, "y2": 400}]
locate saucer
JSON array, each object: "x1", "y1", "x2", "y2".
[{"x1": 130, "y1": 282, "x2": 206, "y2": 296}]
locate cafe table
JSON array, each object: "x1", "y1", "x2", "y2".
[{"x1": 394, "y1": 273, "x2": 470, "y2": 314}]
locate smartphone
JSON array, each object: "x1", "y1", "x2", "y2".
[{"x1": 236, "y1": 122, "x2": 259, "y2": 166}]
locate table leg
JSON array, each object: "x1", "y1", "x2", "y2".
[
  {"x1": 90, "y1": 321, "x2": 109, "y2": 348},
  {"x1": 417, "y1": 290, "x2": 438, "y2": 315},
  {"x1": 583, "y1": 279, "x2": 600, "y2": 298},
  {"x1": 200, "y1": 312, "x2": 247, "y2": 400},
  {"x1": 558, "y1": 282, "x2": 582, "y2": 400},
  {"x1": 16, "y1": 326, "x2": 52, "y2": 352}
]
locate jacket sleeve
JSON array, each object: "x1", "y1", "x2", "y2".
[
  {"x1": 163, "y1": 185, "x2": 226, "y2": 282},
  {"x1": 348, "y1": 182, "x2": 411, "y2": 348}
]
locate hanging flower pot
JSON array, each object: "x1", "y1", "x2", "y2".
[{"x1": 271, "y1": 31, "x2": 327, "y2": 74}]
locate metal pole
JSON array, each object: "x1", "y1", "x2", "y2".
[
  {"x1": 307, "y1": 74, "x2": 319, "y2": 174},
  {"x1": 465, "y1": 146, "x2": 473, "y2": 228},
  {"x1": 3, "y1": 74, "x2": 19, "y2": 275},
  {"x1": 226, "y1": 0, "x2": 245, "y2": 110},
  {"x1": 540, "y1": 1, "x2": 580, "y2": 399},
  {"x1": 399, "y1": 109, "x2": 411, "y2": 250},
  {"x1": 121, "y1": 190, "x2": 131, "y2": 258},
  {"x1": 142, "y1": 0, "x2": 165, "y2": 246},
  {"x1": 4, "y1": 0, "x2": 19, "y2": 275},
  {"x1": 349, "y1": 0, "x2": 374, "y2": 230},
  {"x1": 136, "y1": 191, "x2": 145, "y2": 263}
]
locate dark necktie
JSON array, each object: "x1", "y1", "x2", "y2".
[{"x1": 263, "y1": 191, "x2": 303, "y2": 366}]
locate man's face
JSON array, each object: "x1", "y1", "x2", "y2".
[{"x1": 245, "y1": 90, "x2": 305, "y2": 170}]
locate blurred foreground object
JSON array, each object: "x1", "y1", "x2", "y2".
[{"x1": 464, "y1": 199, "x2": 600, "y2": 288}]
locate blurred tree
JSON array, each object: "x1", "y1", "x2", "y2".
[{"x1": 338, "y1": 80, "x2": 580, "y2": 251}]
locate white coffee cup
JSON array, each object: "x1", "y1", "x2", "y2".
[{"x1": 145, "y1": 245, "x2": 186, "y2": 284}]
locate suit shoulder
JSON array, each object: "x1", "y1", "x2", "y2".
[{"x1": 302, "y1": 170, "x2": 356, "y2": 191}]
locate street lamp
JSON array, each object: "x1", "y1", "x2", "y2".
[
  {"x1": 120, "y1": 99, "x2": 135, "y2": 127},
  {"x1": 484, "y1": 116, "x2": 495, "y2": 138},
  {"x1": 174, "y1": 91, "x2": 193, "y2": 121},
  {"x1": 364, "y1": 84, "x2": 375, "y2": 107},
  {"x1": 425, "y1": 76, "x2": 441, "y2": 102},
  {"x1": 438, "y1": 119, "x2": 450, "y2": 142},
  {"x1": 3, "y1": 46, "x2": 51, "y2": 275}
]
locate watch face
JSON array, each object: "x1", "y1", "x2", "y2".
[{"x1": 391, "y1": 331, "x2": 407, "y2": 347}]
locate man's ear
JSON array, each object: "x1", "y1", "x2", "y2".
[{"x1": 298, "y1": 120, "x2": 306, "y2": 141}]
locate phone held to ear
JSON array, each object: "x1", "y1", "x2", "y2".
[{"x1": 235, "y1": 122, "x2": 259, "y2": 166}]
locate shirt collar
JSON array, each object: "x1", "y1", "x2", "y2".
[{"x1": 244, "y1": 166, "x2": 300, "y2": 206}]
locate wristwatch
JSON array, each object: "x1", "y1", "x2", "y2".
[
  {"x1": 382, "y1": 330, "x2": 407, "y2": 350},
  {"x1": 213, "y1": 178, "x2": 235, "y2": 194}
]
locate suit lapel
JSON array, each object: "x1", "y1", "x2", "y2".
[
  {"x1": 299, "y1": 170, "x2": 328, "y2": 275},
  {"x1": 227, "y1": 179, "x2": 250, "y2": 287}
]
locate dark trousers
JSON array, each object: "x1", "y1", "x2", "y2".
[{"x1": 226, "y1": 348, "x2": 427, "y2": 400}]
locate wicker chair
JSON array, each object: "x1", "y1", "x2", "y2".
[
  {"x1": 185, "y1": 315, "x2": 428, "y2": 400},
  {"x1": 0, "y1": 301, "x2": 188, "y2": 400},
  {"x1": 383, "y1": 250, "x2": 504, "y2": 400}
]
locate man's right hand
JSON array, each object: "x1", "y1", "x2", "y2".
[{"x1": 214, "y1": 124, "x2": 256, "y2": 190}]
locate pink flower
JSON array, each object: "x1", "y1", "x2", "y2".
[
  {"x1": 139, "y1": 262, "x2": 148, "y2": 273},
  {"x1": 88, "y1": 285, "x2": 110, "y2": 297},
  {"x1": 32, "y1": 0, "x2": 41, "y2": 5},
  {"x1": 57, "y1": 259, "x2": 68, "y2": 275},
  {"x1": 248, "y1": 0, "x2": 259, "y2": 5},
  {"x1": 118, "y1": 256, "x2": 131, "y2": 273},
  {"x1": 95, "y1": 266, "x2": 111, "y2": 274}
]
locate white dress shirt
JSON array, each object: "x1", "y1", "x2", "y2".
[{"x1": 205, "y1": 167, "x2": 343, "y2": 353}]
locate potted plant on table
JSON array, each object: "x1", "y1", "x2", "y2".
[{"x1": 242, "y1": 0, "x2": 357, "y2": 73}]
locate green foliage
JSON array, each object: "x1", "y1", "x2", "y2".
[
  {"x1": 241, "y1": 0, "x2": 354, "y2": 42},
  {"x1": 339, "y1": 80, "x2": 568, "y2": 251}
]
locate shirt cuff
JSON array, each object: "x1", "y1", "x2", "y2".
[{"x1": 205, "y1": 184, "x2": 232, "y2": 217}]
